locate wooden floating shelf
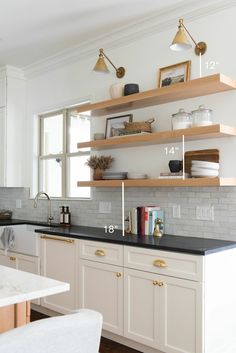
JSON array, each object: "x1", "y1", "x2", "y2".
[
  {"x1": 77, "y1": 178, "x2": 236, "y2": 188},
  {"x1": 76, "y1": 74, "x2": 236, "y2": 116},
  {"x1": 77, "y1": 124, "x2": 236, "y2": 150}
]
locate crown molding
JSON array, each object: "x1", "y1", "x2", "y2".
[
  {"x1": 23, "y1": 0, "x2": 236, "y2": 78},
  {"x1": 0, "y1": 65, "x2": 25, "y2": 79}
]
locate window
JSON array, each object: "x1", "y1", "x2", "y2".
[{"x1": 39, "y1": 106, "x2": 91, "y2": 198}]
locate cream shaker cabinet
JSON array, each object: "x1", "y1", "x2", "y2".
[
  {"x1": 79, "y1": 240, "x2": 124, "y2": 335},
  {"x1": 0, "y1": 249, "x2": 40, "y2": 274},
  {"x1": 79, "y1": 259, "x2": 123, "y2": 335},
  {"x1": 40, "y1": 234, "x2": 79, "y2": 314}
]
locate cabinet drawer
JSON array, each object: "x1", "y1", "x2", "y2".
[
  {"x1": 124, "y1": 246, "x2": 203, "y2": 281},
  {"x1": 79, "y1": 240, "x2": 123, "y2": 266}
]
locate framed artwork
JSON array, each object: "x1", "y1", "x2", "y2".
[
  {"x1": 158, "y1": 60, "x2": 191, "y2": 88},
  {"x1": 105, "y1": 114, "x2": 133, "y2": 138}
]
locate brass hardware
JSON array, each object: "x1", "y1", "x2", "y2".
[
  {"x1": 95, "y1": 249, "x2": 106, "y2": 257},
  {"x1": 116, "y1": 272, "x2": 122, "y2": 278},
  {"x1": 10, "y1": 256, "x2": 16, "y2": 261},
  {"x1": 93, "y1": 48, "x2": 125, "y2": 78},
  {"x1": 40, "y1": 235, "x2": 74, "y2": 244},
  {"x1": 153, "y1": 280, "x2": 164, "y2": 287},
  {"x1": 170, "y1": 18, "x2": 207, "y2": 56},
  {"x1": 153, "y1": 259, "x2": 167, "y2": 268}
]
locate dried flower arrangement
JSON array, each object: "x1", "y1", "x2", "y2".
[{"x1": 86, "y1": 155, "x2": 114, "y2": 170}]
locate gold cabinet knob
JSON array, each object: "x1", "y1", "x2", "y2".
[
  {"x1": 153, "y1": 280, "x2": 158, "y2": 286},
  {"x1": 158, "y1": 281, "x2": 164, "y2": 287},
  {"x1": 153, "y1": 259, "x2": 167, "y2": 268},
  {"x1": 10, "y1": 256, "x2": 16, "y2": 261},
  {"x1": 94, "y1": 249, "x2": 106, "y2": 257},
  {"x1": 116, "y1": 272, "x2": 122, "y2": 278}
]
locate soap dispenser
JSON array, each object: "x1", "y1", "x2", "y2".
[{"x1": 64, "y1": 206, "x2": 71, "y2": 226}]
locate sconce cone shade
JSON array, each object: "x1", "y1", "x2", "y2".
[
  {"x1": 170, "y1": 27, "x2": 192, "y2": 51},
  {"x1": 93, "y1": 57, "x2": 110, "y2": 73}
]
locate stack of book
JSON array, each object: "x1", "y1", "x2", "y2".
[
  {"x1": 158, "y1": 172, "x2": 190, "y2": 179},
  {"x1": 128, "y1": 206, "x2": 164, "y2": 236}
]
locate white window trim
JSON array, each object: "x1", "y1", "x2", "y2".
[{"x1": 38, "y1": 106, "x2": 91, "y2": 199}]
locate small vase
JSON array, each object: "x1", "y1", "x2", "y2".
[
  {"x1": 93, "y1": 168, "x2": 103, "y2": 180},
  {"x1": 109, "y1": 83, "x2": 124, "y2": 99}
]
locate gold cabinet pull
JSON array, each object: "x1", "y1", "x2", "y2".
[
  {"x1": 10, "y1": 256, "x2": 16, "y2": 261},
  {"x1": 40, "y1": 235, "x2": 74, "y2": 243},
  {"x1": 94, "y1": 249, "x2": 106, "y2": 257},
  {"x1": 153, "y1": 280, "x2": 164, "y2": 287},
  {"x1": 153, "y1": 259, "x2": 167, "y2": 268},
  {"x1": 116, "y1": 272, "x2": 122, "y2": 278}
]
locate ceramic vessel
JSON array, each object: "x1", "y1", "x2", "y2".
[
  {"x1": 124, "y1": 83, "x2": 139, "y2": 96},
  {"x1": 109, "y1": 83, "x2": 124, "y2": 99},
  {"x1": 169, "y1": 160, "x2": 183, "y2": 173}
]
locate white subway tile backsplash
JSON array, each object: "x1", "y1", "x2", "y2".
[{"x1": 1, "y1": 186, "x2": 236, "y2": 241}]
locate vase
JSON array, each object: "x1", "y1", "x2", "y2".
[
  {"x1": 93, "y1": 168, "x2": 103, "y2": 180},
  {"x1": 109, "y1": 83, "x2": 124, "y2": 99}
]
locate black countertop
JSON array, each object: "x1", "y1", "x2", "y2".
[
  {"x1": 35, "y1": 224, "x2": 236, "y2": 256},
  {"x1": 1, "y1": 219, "x2": 236, "y2": 255}
]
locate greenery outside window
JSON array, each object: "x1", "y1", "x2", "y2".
[{"x1": 39, "y1": 106, "x2": 91, "y2": 198}]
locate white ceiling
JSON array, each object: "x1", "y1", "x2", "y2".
[{"x1": 0, "y1": 0, "x2": 198, "y2": 68}]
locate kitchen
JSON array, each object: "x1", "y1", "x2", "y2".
[{"x1": 0, "y1": 1, "x2": 236, "y2": 353}]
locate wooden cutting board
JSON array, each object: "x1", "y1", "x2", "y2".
[{"x1": 184, "y1": 149, "x2": 219, "y2": 174}]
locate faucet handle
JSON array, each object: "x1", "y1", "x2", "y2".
[{"x1": 48, "y1": 216, "x2": 54, "y2": 225}]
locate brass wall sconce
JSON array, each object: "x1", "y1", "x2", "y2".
[
  {"x1": 93, "y1": 48, "x2": 125, "y2": 78},
  {"x1": 170, "y1": 19, "x2": 207, "y2": 56}
]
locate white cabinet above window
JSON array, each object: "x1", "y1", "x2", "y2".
[{"x1": 0, "y1": 66, "x2": 26, "y2": 187}]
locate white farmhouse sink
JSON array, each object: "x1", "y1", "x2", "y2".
[{"x1": 0, "y1": 224, "x2": 47, "y2": 256}]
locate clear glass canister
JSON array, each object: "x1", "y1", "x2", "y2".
[
  {"x1": 171, "y1": 108, "x2": 192, "y2": 130},
  {"x1": 191, "y1": 105, "x2": 213, "y2": 126}
]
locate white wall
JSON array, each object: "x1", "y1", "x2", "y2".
[
  {"x1": 25, "y1": 6, "x2": 236, "y2": 187},
  {"x1": 5, "y1": 4, "x2": 236, "y2": 240}
]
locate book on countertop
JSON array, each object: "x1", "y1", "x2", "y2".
[{"x1": 129, "y1": 206, "x2": 164, "y2": 236}]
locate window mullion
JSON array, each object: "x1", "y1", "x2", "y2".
[{"x1": 62, "y1": 109, "x2": 68, "y2": 198}]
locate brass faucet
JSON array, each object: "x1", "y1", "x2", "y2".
[{"x1": 34, "y1": 192, "x2": 53, "y2": 225}]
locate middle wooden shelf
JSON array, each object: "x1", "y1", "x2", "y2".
[{"x1": 77, "y1": 124, "x2": 236, "y2": 150}]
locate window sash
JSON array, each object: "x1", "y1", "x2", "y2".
[{"x1": 39, "y1": 106, "x2": 91, "y2": 199}]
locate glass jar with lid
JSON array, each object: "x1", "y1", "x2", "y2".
[
  {"x1": 171, "y1": 108, "x2": 192, "y2": 130},
  {"x1": 191, "y1": 105, "x2": 213, "y2": 126}
]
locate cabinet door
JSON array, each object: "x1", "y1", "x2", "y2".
[
  {"x1": 0, "y1": 78, "x2": 6, "y2": 107},
  {"x1": 159, "y1": 275, "x2": 203, "y2": 353},
  {"x1": 0, "y1": 107, "x2": 6, "y2": 186},
  {"x1": 40, "y1": 235, "x2": 78, "y2": 313},
  {"x1": 16, "y1": 253, "x2": 40, "y2": 275},
  {"x1": 79, "y1": 259, "x2": 123, "y2": 335},
  {"x1": 0, "y1": 250, "x2": 16, "y2": 268},
  {"x1": 124, "y1": 268, "x2": 160, "y2": 348}
]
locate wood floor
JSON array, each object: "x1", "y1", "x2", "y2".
[{"x1": 31, "y1": 310, "x2": 142, "y2": 353}]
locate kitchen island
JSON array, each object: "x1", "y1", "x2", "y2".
[{"x1": 0, "y1": 265, "x2": 69, "y2": 333}]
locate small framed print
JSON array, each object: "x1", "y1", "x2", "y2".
[
  {"x1": 105, "y1": 114, "x2": 133, "y2": 138},
  {"x1": 158, "y1": 60, "x2": 191, "y2": 88}
]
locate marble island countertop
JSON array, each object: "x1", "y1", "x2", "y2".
[{"x1": 0, "y1": 265, "x2": 69, "y2": 308}]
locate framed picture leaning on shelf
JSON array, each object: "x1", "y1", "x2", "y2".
[
  {"x1": 158, "y1": 60, "x2": 191, "y2": 88},
  {"x1": 105, "y1": 114, "x2": 133, "y2": 138}
]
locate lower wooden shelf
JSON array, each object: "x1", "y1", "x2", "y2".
[{"x1": 77, "y1": 178, "x2": 236, "y2": 187}]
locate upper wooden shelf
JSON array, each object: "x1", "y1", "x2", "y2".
[
  {"x1": 76, "y1": 74, "x2": 236, "y2": 116},
  {"x1": 77, "y1": 178, "x2": 236, "y2": 188},
  {"x1": 77, "y1": 124, "x2": 236, "y2": 150}
]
